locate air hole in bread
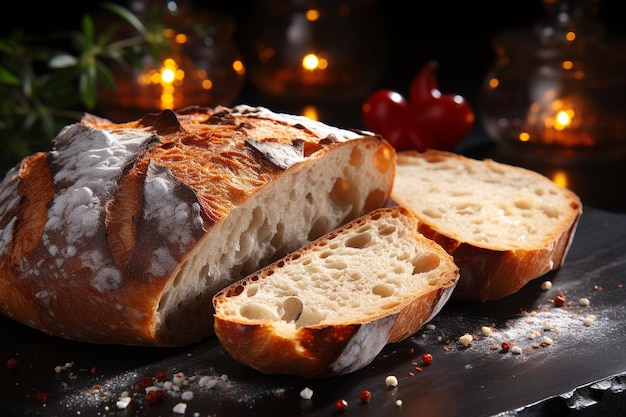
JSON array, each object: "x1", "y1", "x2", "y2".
[
  {"x1": 541, "y1": 205, "x2": 560, "y2": 218},
  {"x1": 423, "y1": 208, "x2": 443, "y2": 219},
  {"x1": 330, "y1": 177, "x2": 351, "y2": 207},
  {"x1": 451, "y1": 190, "x2": 471, "y2": 197},
  {"x1": 281, "y1": 296, "x2": 303, "y2": 322},
  {"x1": 345, "y1": 232, "x2": 372, "y2": 249},
  {"x1": 372, "y1": 283, "x2": 395, "y2": 298},
  {"x1": 349, "y1": 145, "x2": 363, "y2": 166},
  {"x1": 240, "y1": 303, "x2": 278, "y2": 320},
  {"x1": 378, "y1": 223, "x2": 397, "y2": 237},
  {"x1": 412, "y1": 252, "x2": 440, "y2": 274},
  {"x1": 374, "y1": 145, "x2": 393, "y2": 173},
  {"x1": 514, "y1": 200, "x2": 533, "y2": 210},
  {"x1": 455, "y1": 202, "x2": 482, "y2": 215},
  {"x1": 246, "y1": 284, "x2": 259, "y2": 297},
  {"x1": 270, "y1": 223, "x2": 286, "y2": 253},
  {"x1": 325, "y1": 259, "x2": 348, "y2": 270}
]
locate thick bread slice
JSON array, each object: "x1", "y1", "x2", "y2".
[
  {"x1": 212, "y1": 206, "x2": 459, "y2": 378},
  {"x1": 391, "y1": 150, "x2": 582, "y2": 301},
  {"x1": 0, "y1": 105, "x2": 395, "y2": 346}
]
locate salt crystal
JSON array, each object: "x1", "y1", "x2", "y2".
[
  {"x1": 172, "y1": 402, "x2": 187, "y2": 414},
  {"x1": 116, "y1": 396, "x2": 131, "y2": 409},
  {"x1": 300, "y1": 387, "x2": 314, "y2": 400}
]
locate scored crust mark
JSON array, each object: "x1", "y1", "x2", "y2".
[
  {"x1": 105, "y1": 158, "x2": 149, "y2": 269},
  {"x1": 245, "y1": 138, "x2": 305, "y2": 169},
  {"x1": 137, "y1": 109, "x2": 183, "y2": 136},
  {"x1": 11, "y1": 153, "x2": 54, "y2": 264}
]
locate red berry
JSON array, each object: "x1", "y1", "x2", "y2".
[
  {"x1": 360, "y1": 389, "x2": 372, "y2": 403},
  {"x1": 421, "y1": 353, "x2": 433, "y2": 365},
  {"x1": 6, "y1": 358, "x2": 19, "y2": 369},
  {"x1": 335, "y1": 399, "x2": 348, "y2": 411}
]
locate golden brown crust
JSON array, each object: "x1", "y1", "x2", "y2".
[{"x1": 0, "y1": 105, "x2": 395, "y2": 346}]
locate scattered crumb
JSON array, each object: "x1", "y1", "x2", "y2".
[
  {"x1": 172, "y1": 402, "x2": 187, "y2": 414},
  {"x1": 300, "y1": 387, "x2": 314, "y2": 400},
  {"x1": 541, "y1": 281, "x2": 552, "y2": 290},
  {"x1": 385, "y1": 375, "x2": 398, "y2": 388},
  {"x1": 459, "y1": 333, "x2": 473, "y2": 346}
]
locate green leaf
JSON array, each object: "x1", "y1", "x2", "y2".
[
  {"x1": 0, "y1": 66, "x2": 21, "y2": 85},
  {"x1": 79, "y1": 63, "x2": 99, "y2": 109},
  {"x1": 81, "y1": 14, "x2": 95, "y2": 50},
  {"x1": 102, "y1": 2, "x2": 149, "y2": 37},
  {"x1": 95, "y1": 60, "x2": 117, "y2": 91}
]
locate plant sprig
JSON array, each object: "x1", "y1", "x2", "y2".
[{"x1": 0, "y1": 2, "x2": 169, "y2": 169}]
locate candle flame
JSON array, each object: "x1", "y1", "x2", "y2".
[
  {"x1": 554, "y1": 110, "x2": 573, "y2": 130},
  {"x1": 302, "y1": 53, "x2": 328, "y2": 71},
  {"x1": 138, "y1": 58, "x2": 185, "y2": 110}
]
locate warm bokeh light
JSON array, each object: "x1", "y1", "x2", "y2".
[
  {"x1": 488, "y1": 77, "x2": 499, "y2": 89},
  {"x1": 232, "y1": 60, "x2": 245, "y2": 75},
  {"x1": 138, "y1": 58, "x2": 184, "y2": 110},
  {"x1": 566, "y1": 31, "x2": 576, "y2": 41},
  {"x1": 519, "y1": 131, "x2": 531, "y2": 142},
  {"x1": 552, "y1": 170, "x2": 568, "y2": 188},
  {"x1": 554, "y1": 110, "x2": 574, "y2": 130},
  {"x1": 301, "y1": 105, "x2": 319, "y2": 120},
  {"x1": 562, "y1": 60, "x2": 574, "y2": 70},
  {"x1": 174, "y1": 33, "x2": 188, "y2": 44},
  {"x1": 306, "y1": 8, "x2": 320, "y2": 21},
  {"x1": 302, "y1": 54, "x2": 318, "y2": 70},
  {"x1": 302, "y1": 53, "x2": 328, "y2": 71}
]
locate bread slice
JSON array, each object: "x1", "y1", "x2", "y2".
[
  {"x1": 212, "y1": 206, "x2": 459, "y2": 378},
  {"x1": 0, "y1": 105, "x2": 395, "y2": 346},
  {"x1": 391, "y1": 150, "x2": 582, "y2": 301}
]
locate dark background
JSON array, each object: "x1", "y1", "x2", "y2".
[
  {"x1": 2, "y1": 0, "x2": 624, "y2": 120},
  {"x1": 3, "y1": 0, "x2": 626, "y2": 210}
]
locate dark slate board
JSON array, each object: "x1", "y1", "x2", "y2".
[{"x1": 1, "y1": 205, "x2": 625, "y2": 417}]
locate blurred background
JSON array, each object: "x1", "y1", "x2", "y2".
[{"x1": 1, "y1": 0, "x2": 625, "y2": 211}]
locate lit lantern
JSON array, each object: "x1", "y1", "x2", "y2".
[
  {"x1": 479, "y1": 0, "x2": 626, "y2": 160},
  {"x1": 239, "y1": 0, "x2": 386, "y2": 101},
  {"x1": 97, "y1": 0, "x2": 245, "y2": 122}
]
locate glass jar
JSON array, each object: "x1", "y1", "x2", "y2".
[
  {"x1": 478, "y1": 0, "x2": 626, "y2": 161},
  {"x1": 238, "y1": 0, "x2": 387, "y2": 102},
  {"x1": 97, "y1": 0, "x2": 245, "y2": 121}
]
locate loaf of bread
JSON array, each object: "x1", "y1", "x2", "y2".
[
  {"x1": 391, "y1": 150, "x2": 582, "y2": 301},
  {"x1": 0, "y1": 105, "x2": 396, "y2": 346},
  {"x1": 212, "y1": 206, "x2": 459, "y2": 378}
]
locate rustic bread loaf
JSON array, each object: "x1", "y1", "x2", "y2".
[
  {"x1": 391, "y1": 150, "x2": 582, "y2": 301},
  {"x1": 0, "y1": 105, "x2": 395, "y2": 346},
  {"x1": 212, "y1": 206, "x2": 459, "y2": 378}
]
